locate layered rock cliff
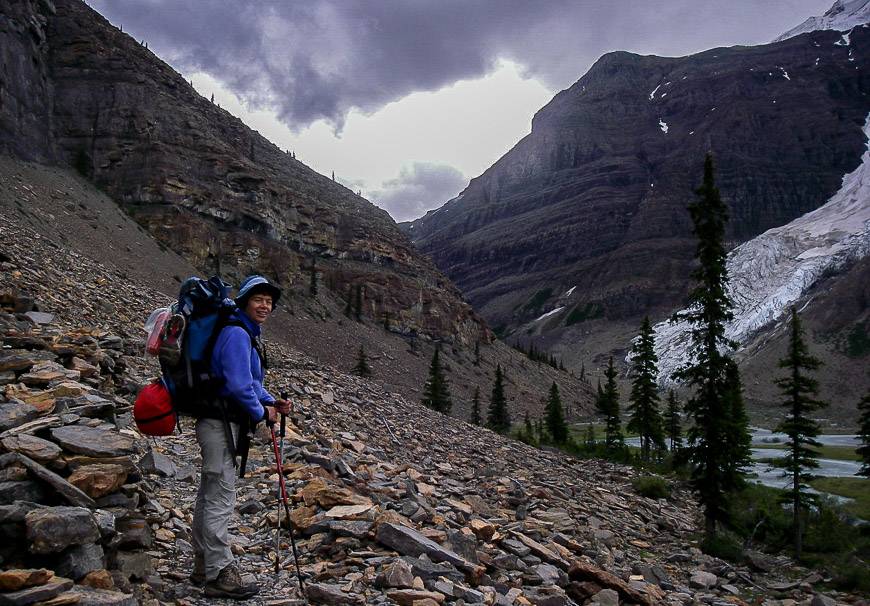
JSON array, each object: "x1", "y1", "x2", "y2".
[
  {"x1": 409, "y1": 28, "x2": 869, "y2": 330},
  {"x1": 0, "y1": 0, "x2": 484, "y2": 346}
]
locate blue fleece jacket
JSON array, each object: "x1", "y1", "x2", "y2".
[{"x1": 210, "y1": 309, "x2": 274, "y2": 423}]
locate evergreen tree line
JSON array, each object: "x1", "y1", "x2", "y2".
[{"x1": 510, "y1": 340, "x2": 566, "y2": 371}]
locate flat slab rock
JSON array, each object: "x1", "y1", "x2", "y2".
[
  {"x1": 0, "y1": 569, "x2": 52, "y2": 592},
  {"x1": 50, "y1": 425, "x2": 135, "y2": 458},
  {"x1": 376, "y1": 522, "x2": 477, "y2": 573},
  {"x1": 304, "y1": 583, "x2": 364, "y2": 605},
  {"x1": 0, "y1": 401, "x2": 39, "y2": 432},
  {"x1": 4, "y1": 452, "x2": 95, "y2": 507},
  {"x1": 68, "y1": 586, "x2": 137, "y2": 606},
  {"x1": 25, "y1": 506, "x2": 100, "y2": 554},
  {"x1": 1, "y1": 434, "x2": 62, "y2": 463},
  {"x1": 0, "y1": 578, "x2": 73, "y2": 606}
]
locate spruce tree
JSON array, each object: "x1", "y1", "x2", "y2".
[
  {"x1": 354, "y1": 284, "x2": 363, "y2": 321},
  {"x1": 474, "y1": 341, "x2": 481, "y2": 366},
  {"x1": 421, "y1": 348, "x2": 452, "y2": 414},
  {"x1": 351, "y1": 346, "x2": 372, "y2": 377},
  {"x1": 309, "y1": 259, "x2": 317, "y2": 296},
  {"x1": 627, "y1": 316, "x2": 665, "y2": 461},
  {"x1": 470, "y1": 387, "x2": 482, "y2": 426},
  {"x1": 857, "y1": 388, "x2": 870, "y2": 477},
  {"x1": 344, "y1": 286, "x2": 352, "y2": 318},
  {"x1": 545, "y1": 382, "x2": 568, "y2": 443},
  {"x1": 524, "y1": 411, "x2": 534, "y2": 436},
  {"x1": 674, "y1": 153, "x2": 749, "y2": 540},
  {"x1": 487, "y1": 364, "x2": 511, "y2": 433},
  {"x1": 774, "y1": 307, "x2": 828, "y2": 558},
  {"x1": 602, "y1": 357, "x2": 624, "y2": 452},
  {"x1": 663, "y1": 390, "x2": 683, "y2": 452},
  {"x1": 723, "y1": 361, "x2": 752, "y2": 486}
]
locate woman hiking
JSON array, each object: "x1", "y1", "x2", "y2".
[{"x1": 191, "y1": 275, "x2": 291, "y2": 600}]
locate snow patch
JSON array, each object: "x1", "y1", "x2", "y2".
[
  {"x1": 564, "y1": 286, "x2": 577, "y2": 297},
  {"x1": 535, "y1": 306, "x2": 565, "y2": 323},
  {"x1": 648, "y1": 112, "x2": 870, "y2": 386},
  {"x1": 649, "y1": 84, "x2": 661, "y2": 100},
  {"x1": 659, "y1": 119, "x2": 669, "y2": 133},
  {"x1": 780, "y1": 67, "x2": 791, "y2": 80}
]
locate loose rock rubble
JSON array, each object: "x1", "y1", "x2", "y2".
[{"x1": 1, "y1": 200, "x2": 864, "y2": 606}]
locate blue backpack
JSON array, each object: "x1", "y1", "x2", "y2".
[{"x1": 156, "y1": 276, "x2": 237, "y2": 415}]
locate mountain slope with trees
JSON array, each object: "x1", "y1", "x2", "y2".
[{"x1": 405, "y1": 21, "x2": 870, "y2": 421}]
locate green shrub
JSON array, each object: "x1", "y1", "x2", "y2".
[{"x1": 631, "y1": 475, "x2": 670, "y2": 499}]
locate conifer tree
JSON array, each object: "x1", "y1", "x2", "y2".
[
  {"x1": 723, "y1": 361, "x2": 752, "y2": 484},
  {"x1": 545, "y1": 382, "x2": 568, "y2": 443},
  {"x1": 354, "y1": 284, "x2": 363, "y2": 321},
  {"x1": 344, "y1": 286, "x2": 352, "y2": 318},
  {"x1": 584, "y1": 424, "x2": 596, "y2": 451},
  {"x1": 487, "y1": 364, "x2": 511, "y2": 433},
  {"x1": 351, "y1": 346, "x2": 372, "y2": 377},
  {"x1": 674, "y1": 153, "x2": 749, "y2": 540},
  {"x1": 474, "y1": 341, "x2": 481, "y2": 366},
  {"x1": 594, "y1": 378, "x2": 607, "y2": 417},
  {"x1": 857, "y1": 388, "x2": 870, "y2": 477},
  {"x1": 421, "y1": 348, "x2": 451, "y2": 414},
  {"x1": 627, "y1": 316, "x2": 665, "y2": 461},
  {"x1": 774, "y1": 307, "x2": 828, "y2": 558},
  {"x1": 524, "y1": 411, "x2": 533, "y2": 436},
  {"x1": 470, "y1": 387, "x2": 482, "y2": 426},
  {"x1": 602, "y1": 357, "x2": 623, "y2": 452},
  {"x1": 663, "y1": 390, "x2": 683, "y2": 452},
  {"x1": 309, "y1": 259, "x2": 317, "y2": 296}
]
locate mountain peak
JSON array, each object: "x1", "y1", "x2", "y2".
[{"x1": 774, "y1": 0, "x2": 870, "y2": 42}]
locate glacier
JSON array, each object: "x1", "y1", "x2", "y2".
[
  {"x1": 648, "y1": 113, "x2": 870, "y2": 386},
  {"x1": 774, "y1": 0, "x2": 870, "y2": 42}
]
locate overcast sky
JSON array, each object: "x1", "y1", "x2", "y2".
[{"x1": 89, "y1": 0, "x2": 831, "y2": 222}]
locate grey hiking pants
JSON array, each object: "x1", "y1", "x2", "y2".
[{"x1": 192, "y1": 417, "x2": 239, "y2": 581}]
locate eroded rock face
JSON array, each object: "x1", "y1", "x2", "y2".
[
  {"x1": 407, "y1": 28, "x2": 870, "y2": 343},
  {"x1": 0, "y1": 0, "x2": 487, "y2": 346}
]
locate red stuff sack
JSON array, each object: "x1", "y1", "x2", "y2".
[{"x1": 134, "y1": 381, "x2": 176, "y2": 436}]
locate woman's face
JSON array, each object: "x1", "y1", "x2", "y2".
[{"x1": 244, "y1": 293, "x2": 273, "y2": 325}]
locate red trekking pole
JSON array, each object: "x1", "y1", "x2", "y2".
[{"x1": 269, "y1": 409, "x2": 305, "y2": 594}]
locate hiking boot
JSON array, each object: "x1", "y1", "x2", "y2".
[
  {"x1": 203, "y1": 563, "x2": 258, "y2": 600},
  {"x1": 189, "y1": 555, "x2": 205, "y2": 586}
]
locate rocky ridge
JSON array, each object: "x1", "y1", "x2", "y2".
[{"x1": 1, "y1": 0, "x2": 485, "y2": 347}]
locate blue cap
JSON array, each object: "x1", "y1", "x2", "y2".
[{"x1": 235, "y1": 275, "x2": 281, "y2": 309}]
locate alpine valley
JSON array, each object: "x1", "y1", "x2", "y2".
[{"x1": 405, "y1": 1, "x2": 870, "y2": 425}]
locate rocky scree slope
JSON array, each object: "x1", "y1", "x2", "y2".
[
  {"x1": 0, "y1": 0, "x2": 484, "y2": 347},
  {"x1": 406, "y1": 25, "x2": 870, "y2": 405},
  {"x1": 0, "y1": 180, "x2": 861, "y2": 606},
  {"x1": 0, "y1": 152, "x2": 593, "y2": 440}
]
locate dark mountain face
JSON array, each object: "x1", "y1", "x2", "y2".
[
  {"x1": 0, "y1": 0, "x2": 485, "y2": 345},
  {"x1": 408, "y1": 30, "x2": 869, "y2": 337}
]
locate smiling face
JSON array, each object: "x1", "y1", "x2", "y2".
[{"x1": 244, "y1": 293, "x2": 273, "y2": 325}]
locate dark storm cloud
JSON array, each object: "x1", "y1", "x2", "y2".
[
  {"x1": 369, "y1": 163, "x2": 467, "y2": 223},
  {"x1": 89, "y1": 0, "x2": 830, "y2": 130}
]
